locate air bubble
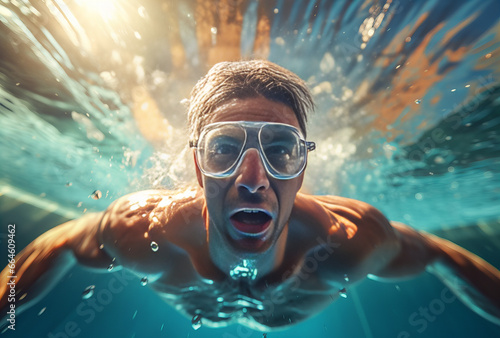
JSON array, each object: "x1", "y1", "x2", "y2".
[
  {"x1": 344, "y1": 274, "x2": 349, "y2": 282},
  {"x1": 339, "y1": 288, "x2": 347, "y2": 298},
  {"x1": 82, "y1": 285, "x2": 95, "y2": 299},
  {"x1": 414, "y1": 99, "x2": 421, "y2": 104},
  {"x1": 91, "y1": 190, "x2": 102, "y2": 200},
  {"x1": 434, "y1": 156, "x2": 445, "y2": 164},
  {"x1": 141, "y1": 277, "x2": 148, "y2": 286},
  {"x1": 38, "y1": 307, "x2": 46, "y2": 316},
  {"x1": 150, "y1": 241, "x2": 159, "y2": 252},
  {"x1": 107, "y1": 264, "x2": 114, "y2": 271},
  {"x1": 191, "y1": 314, "x2": 202, "y2": 330},
  {"x1": 210, "y1": 27, "x2": 217, "y2": 45},
  {"x1": 138, "y1": 6, "x2": 147, "y2": 18}
]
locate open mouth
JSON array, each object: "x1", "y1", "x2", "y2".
[{"x1": 230, "y1": 209, "x2": 272, "y2": 236}]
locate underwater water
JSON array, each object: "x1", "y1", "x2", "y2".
[{"x1": 0, "y1": 0, "x2": 499, "y2": 337}]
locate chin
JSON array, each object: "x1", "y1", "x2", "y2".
[
  {"x1": 230, "y1": 236, "x2": 273, "y2": 253},
  {"x1": 225, "y1": 221, "x2": 278, "y2": 254}
]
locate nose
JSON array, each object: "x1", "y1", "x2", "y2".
[{"x1": 234, "y1": 148, "x2": 270, "y2": 193}]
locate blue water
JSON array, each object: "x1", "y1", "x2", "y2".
[{"x1": 1, "y1": 0, "x2": 499, "y2": 337}]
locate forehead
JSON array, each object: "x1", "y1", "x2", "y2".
[{"x1": 207, "y1": 97, "x2": 300, "y2": 129}]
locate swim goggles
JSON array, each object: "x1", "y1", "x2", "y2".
[{"x1": 190, "y1": 121, "x2": 316, "y2": 180}]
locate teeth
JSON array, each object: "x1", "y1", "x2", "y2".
[
  {"x1": 234, "y1": 208, "x2": 271, "y2": 217},
  {"x1": 243, "y1": 209, "x2": 260, "y2": 214}
]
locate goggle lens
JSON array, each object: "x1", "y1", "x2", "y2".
[
  {"x1": 199, "y1": 124, "x2": 246, "y2": 175},
  {"x1": 260, "y1": 124, "x2": 303, "y2": 177}
]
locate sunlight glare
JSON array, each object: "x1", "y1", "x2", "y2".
[{"x1": 76, "y1": 0, "x2": 117, "y2": 21}]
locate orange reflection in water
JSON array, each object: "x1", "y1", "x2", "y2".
[{"x1": 356, "y1": 11, "x2": 480, "y2": 143}]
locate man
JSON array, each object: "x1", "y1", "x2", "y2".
[{"x1": 1, "y1": 60, "x2": 500, "y2": 331}]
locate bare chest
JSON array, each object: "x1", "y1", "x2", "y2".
[{"x1": 149, "y1": 256, "x2": 345, "y2": 330}]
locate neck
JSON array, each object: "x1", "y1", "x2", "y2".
[{"x1": 207, "y1": 222, "x2": 288, "y2": 284}]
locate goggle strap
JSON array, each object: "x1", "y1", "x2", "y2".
[{"x1": 306, "y1": 141, "x2": 316, "y2": 151}]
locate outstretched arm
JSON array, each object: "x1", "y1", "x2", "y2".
[
  {"x1": 373, "y1": 222, "x2": 500, "y2": 326},
  {"x1": 0, "y1": 212, "x2": 113, "y2": 319}
]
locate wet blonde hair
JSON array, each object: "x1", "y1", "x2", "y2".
[{"x1": 187, "y1": 60, "x2": 314, "y2": 145}]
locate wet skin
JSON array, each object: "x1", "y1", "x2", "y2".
[
  {"x1": 98, "y1": 188, "x2": 399, "y2": 330},
  {"x1": 2, "y1": 97, "x2": 500, "y2": 331},
  {"x1": 95, "y1": 98, "x2": 402, "y2": 329}
]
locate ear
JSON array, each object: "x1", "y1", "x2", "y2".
[{"x1": 193, "y1": 150, "x2": 204, "y2": 187}]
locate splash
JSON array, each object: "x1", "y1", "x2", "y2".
[{"x1": 229, "y1": 260, "x2": 258, "y2": 281}]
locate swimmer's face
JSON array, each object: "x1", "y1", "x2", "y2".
[{"x1": 194, "y1": 97, "x2": 304, "y2": 253}]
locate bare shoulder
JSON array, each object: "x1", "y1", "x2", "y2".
[
  {"x1": 293, "y1": 193, "x2": 395, "y2": 242},
  {"x1": 99, "y1": 187, "x2": 205, "y2": 274},
  {"x1": 291, "y1": 193, "x2": 400, "y2": 282}
]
